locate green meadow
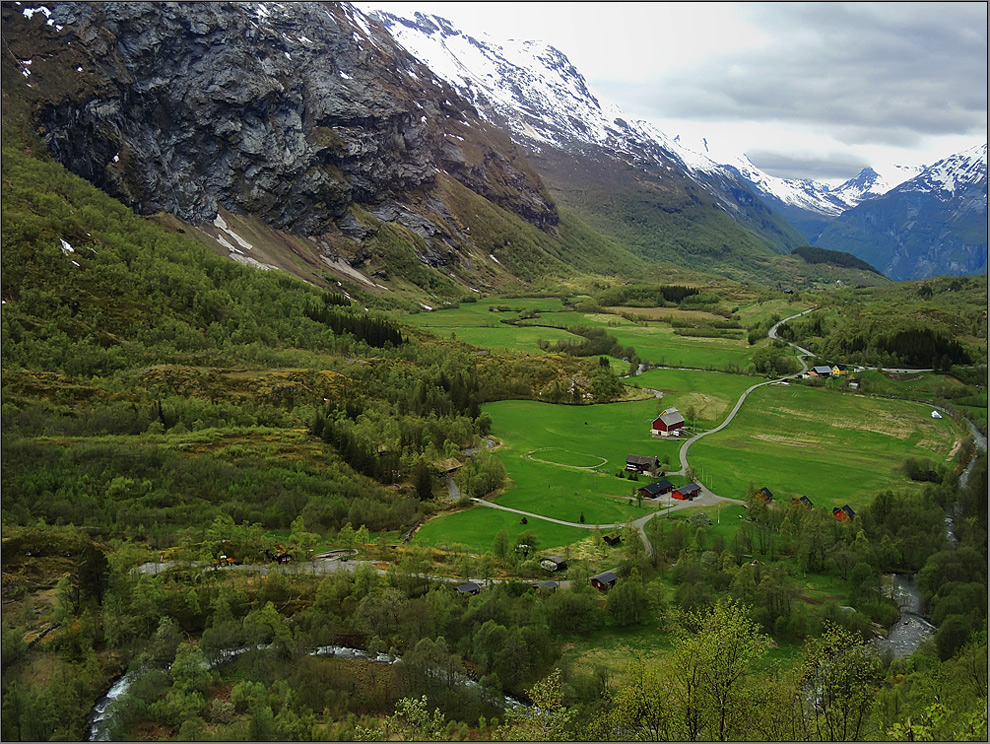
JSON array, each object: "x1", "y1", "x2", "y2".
[
  {"x1": 537, "y1": 310, "x2": 759, "y2": 370},
  {"x1": 404, "y1": 298, "x2": 577, "y2": 354},
  {"x1": 688, "y1": 383, "x2": 964, "y2": 510},
  {"x1": 405, "y1": 297, "x2": 782, "y2": 370},
  {"x1": 411, "y1": 504, "x2": 590, "y2": 552},
  {"x1": 625, "y1": 368, "x2": 757, "y2": 426}
]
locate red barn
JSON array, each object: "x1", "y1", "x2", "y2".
[
  {"x1": 652, "y1": 408, "x2": 686, "y2": 437},
  {"x1": 832, "y1": 505, "x2": 856, "y2": 521},
  {"x1": 672, "y1": 483, "x2": 701, "y2": 500}
]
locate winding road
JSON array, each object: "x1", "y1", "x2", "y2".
[{"x1": 466, "y1": 307, "x2": 829, "y2": 557}]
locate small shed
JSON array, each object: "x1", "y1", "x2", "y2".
[
  {"x1": 832, "y1": 505, "x2": 856, "y2": 521},
  {"x1": 590, "y1": 571, "x2": 618, "y2": 591},
  {"x1": 672, "y1": 483, "x2": 701, "y2": 500},
  {"x1": 603, "y1": 533, "x2": 622, "y2": 546},
  {"x1": 757, "y1": 487, "x2": 774, "y2": 502},
  {"x1": 652, "y1": 408, "x2": 686, "y2": 437},
  {"x1": 531, "y1": 580, "x2": 559, "y2": 593},
  {"x1": 639, "y1": 479, "x2": 675, "y2": 498},
  {"x1": 792, "y1": 495, "x2": 813, "y2": 508},
  {"x1": 626, "y1": 454, "x2": 660, "y2": 475},
  {"x1": 454, "y1": 581, "x2": 481, "y2": 595},
  {"x1": 540, "y1": 555, "x2": 567, "y2": 572}
]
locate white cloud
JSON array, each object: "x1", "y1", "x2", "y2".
[{"x1": 361, "y1": 1, "x2": 987, "y2": 184}]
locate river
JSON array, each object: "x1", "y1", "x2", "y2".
[
  {"x1": 86, "y1": 643, "x2": 523, "y2": 741},
  {"x1": 875, "y1": 574, "x2": 936, "y2": 659}
]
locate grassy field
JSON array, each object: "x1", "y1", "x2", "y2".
[
  {"x1": 625, "y1": 369, "x2": 757, "y2": 427},
  {"x1": 403, "y1": 296, "x2": 806, "y2": 371},
  {"x1": 688, "y1": 383, "x2": 964, "y2": 510},
  {"x1": 403, "y1": 299, "x2": 579, "y2": 355},
  {"x1": 411, "y1": 504, "x2": 591, "y2": 552},
  {"x1": 536, "y1": 310, "x2": 759, "y2": 370}
]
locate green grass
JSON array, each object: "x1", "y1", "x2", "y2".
[
  {"x1": 411, "y1": 503, "x2": 590, "y2": 551},
  {"x1": 688, "y1": 384, "x2": 964, "y2": 510},
  {"x1": 405, "y1": 298, "x2": 764, "y2": 371},
  {"x1": 403, "y1": 298, "x2": 579, "y2": 354},
  {"x1": 626, "y1": 369, "x2": 757, "y2": 426},
  {"x1": 486, "y1": 399, "x2": 687, "y2": 523},
  {"x1": 536, "y1": 310, "x2": 759, "y2": 370}
]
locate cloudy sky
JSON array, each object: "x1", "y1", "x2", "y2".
[{"x1": 362, "y1": 2, "x2": 987, "y2": 185}]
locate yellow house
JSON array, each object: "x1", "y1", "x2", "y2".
[{"x1": 831, "y1": 364, "x2": 849, "y2": 375}]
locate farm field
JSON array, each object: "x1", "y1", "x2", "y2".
[
  {"x1": 404, "y1": 295, "x2": 813, "y2": 372},
  {"x1": 536, "y1": 310, "x2": 758, "y2": 370},
  {"x1": 625, "y1": 368, "x2": 757, "y2": 427},
  {"x1": 403, "y1": 298, "x2": 578, "y2": 355},
  {"x1": 688, "y1": 383, "x2": 964, "y2": 511},
  {"x1": 484, "y1": 399, "x2": 684, "y2": 520},
  {"x1": 411, "y1": 503, "x2": 590, "y2": 552},
  {"x1": 411, "y1": 398, "x2": 683, "y2": 551}
]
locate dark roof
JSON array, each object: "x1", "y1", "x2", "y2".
[
  {"x1": 842, "y1": 504, "x2": 856, "y2": 518},
  {"x1": 454, "y1": 581, "x2": 480, "y2": 593},
  {"x1": 757, "y1": 487, "x2": 774, "y2": 501},
  {"x1": 541, "y1": 555, "x2": 566, "y2": 565},
  {"x1": 626, "y1": 454, "x2": 660, "y2": 467},
  {"x1": 639, "y1": 480, "x2": 674, "y2": 496},
  {"x1": 676, "y1": 483, "x2": 701, "y2": 495},
  {"x1": 794, "y1": 495, "x2": 813, "y2": 507},
  {"x1": 591, "y1": 571, "x2": 618, "y2": 584},
  {"x1": 532, "y1": 580, "x2": 558, "y2": 590}
]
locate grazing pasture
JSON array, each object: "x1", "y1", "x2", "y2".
[
  {"x1": 411, "y1": 503, "x2": 590, "y2": 551},
  {"x1": 688, "y1": 384, "x2": 964, "y2": 511},
  {"x1": 625, "y1": 368, "x2": 756, "y2": 426}
]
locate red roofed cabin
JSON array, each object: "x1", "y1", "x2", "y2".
[
  {"x1": 833, "y1": 505, "x2": 856, "y2": 521},
  {"x1": 652, "y1": 408, "x2": 686, "y2": 437},
  {"x1": 590, "y1": 571, "x2": 618, "y2": 591},
  {"x1": 672, "y1": 483, "x2": 701, "y2": 500}
]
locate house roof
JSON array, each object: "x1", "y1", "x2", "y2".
[
  {"x1": 676, "y1": 483, "x2": 701, "y2": 495},
  {"x1": 591, "y1": 571, "x2": 618, "y2": 584},
  {"x1": 640, "y1": 480, "x2": 675, "y2": 496},
  {"x1": 796, "y1": 495, "x2": 813, "y2": 507},
  {"x1": 758, "y1": 487, "x2": 774, "y2": 501},
  {"x1": 532, "y1": 580, "x2": 558, "y2": 590},
  {"x1": 626, "y1": 454, "x2": 660, "y2": 466},
  {"x1": 813, "y1": 366, "x2": 832, "y2": 375},
  {"x1": 655, "y1": 411, "x2": 685, "y2": 427},
  {"x1": 454, "y1": 581, "x2": 480, "y2": 593},
  {"x1": 541, "y1": 555, "x2": 566, "y2": 565}
]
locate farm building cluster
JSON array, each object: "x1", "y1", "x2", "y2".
[{"x1": 756, "y1": 487, "x2": 855, "y2": 521}]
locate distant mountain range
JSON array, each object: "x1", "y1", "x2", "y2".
[
  {"x1": 815, "y1": 144, "x2": 988, "y2": 280},
  {"x1": 372, "y1": 8, "x2": 987, "y2": 282}
]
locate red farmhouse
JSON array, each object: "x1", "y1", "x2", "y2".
[{"x1": 652, "y1": 407, "x2": 686, "y2": 437}]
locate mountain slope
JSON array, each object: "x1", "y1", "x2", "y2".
[
  {"x1": 814, "y1": 144, "x2": 988, "y2": 280},
  {"x1": 370, "y1": 9, "x2": 813, "y2": 281},
  {"x1": 8, "y1": 2, "x2": 651, "y2": 296}
]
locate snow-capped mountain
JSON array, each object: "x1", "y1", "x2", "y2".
[
  {"x1": 370, "y1": 8, "x2": 811, "y2": 262},
  {"x1": 815, "y1": 144, "x2": 987, "y2": 280},
  {"x1": 367, "y1": 8, "x2": 945, "y2": 252}
]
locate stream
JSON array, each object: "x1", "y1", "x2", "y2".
[
  {"x1": 875, "y1": 574, "x2": 936, "y2": 659},
  {"x1": 86, "y1": 643, "x2": 523, "y2": 741}
]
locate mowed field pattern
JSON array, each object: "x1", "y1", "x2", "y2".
[{"x1": 689, "y1": 384, "x2": 963, "y2": 511}]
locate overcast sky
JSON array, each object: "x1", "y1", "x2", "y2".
[{"x1": 362, "y1": 1, "x2": 987, "y2": 186}]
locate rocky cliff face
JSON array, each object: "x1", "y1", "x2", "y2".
[{"x1": 9, "y1": 2, "x2": 556, "y2": 240}]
